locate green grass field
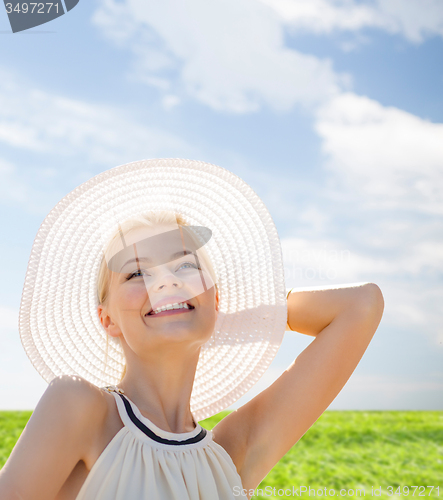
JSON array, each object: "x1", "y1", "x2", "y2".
[{"x1": 1, "y1": 410, "x2": 441, "y2": 499}]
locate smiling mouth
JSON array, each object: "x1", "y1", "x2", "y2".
[{"x1": 145, "y1": 303, "x2": 195, "y2": 318}]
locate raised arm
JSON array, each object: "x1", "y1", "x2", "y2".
[
  {"x1": 0, "y1": 375, "x2": 104, "y2": 500},
  {"x1": 286, "y1": 282, "x2": 378, "y2": 336},
  {"x1": 212, "y1": 282, "x2": 384, "y2": 498}
]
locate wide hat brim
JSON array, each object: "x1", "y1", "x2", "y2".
[{"x1": 19, "y1": 158, "x2": 287, "y2": 421}]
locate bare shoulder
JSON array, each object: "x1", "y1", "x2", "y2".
[
  {"x1": 47, "y1": 375, "x2": 108, "y2": 434},
  {"x1": 48, "y1": 374, "x2": 105, "y2": 403},
  {"x1": 48, "y1": 375, "x2": 112, "y2": 462},
  {"x1": 0, "y1": 375, "x2": 109, "y2": 500}
]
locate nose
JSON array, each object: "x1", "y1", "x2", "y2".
[{"x1": 150, "y1": 269, "x2": 182, "y2": 291}]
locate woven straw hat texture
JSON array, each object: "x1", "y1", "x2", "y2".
[{"x1": 19, "y1": 158, "x2": 287, "y2": 421}]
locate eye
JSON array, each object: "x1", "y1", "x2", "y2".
[
  {"x1": 126, "y1": 262, "x2": 201, "y2": 280},
  {"x1": 178, "y1": 261, "x2": 200, "y2": 271},
  {"x1": 126, "y1": 269, "x2": 146, "y2": 280}
]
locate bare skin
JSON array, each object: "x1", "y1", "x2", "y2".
[{"x1": 0, "y1": 223, "x2": 384, "y2": 500}]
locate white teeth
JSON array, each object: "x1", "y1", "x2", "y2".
[{"x1": 149, "y1": 302, "x2": 191, "y2": 315}]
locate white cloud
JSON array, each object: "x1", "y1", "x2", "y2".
[
  {"x1": 282, "y1": 237, "x2": 359, "y2": 284},
  {"x1": 92, "y1": 0, "x2": 344, "y2": 114},
  {"x1": 314, "y1": 92, "x2": 443, "y2": 215},
  {"x1": 259, "y1": 0, "x2": 443, "y2": 43},
  {"x1": 258, "y1": 0, "x2": 379, "y2": 33},
  {"x1": 376, "y1": 0, "x2": 443, "y2": 43},
  {"x1": 281, "y1": 235, "x2": 443, "y2": 347},
  {"x1": 331, "y1": 373, "x2": 443, "y2": 409},
  {"x1": 231, "y1": 342, "x2": 443, "y2": 411},
  {"x1": 298, "y1": 205, "x2": 332, "y2": 233},
  {"x1": 90, "y1": 0, "x2": 443, "y2": 116},
  {"x1": 343, "y1": 373, "x2": 443, "y2": 396},
  {"x1": 281, "y1": 236, "x2": 443, "y2": 285},
  {"x1": 0, "y1": 67, "x2": 193, "y2": 167},
  {"x1": 282, "y1": 236, "x2": 443, "y2": 286},
  {"x1": 162, "y1": 94, "x2": 181, "y2": 111},
  {"x1": 375, "y1": 281, "x2": 443, "y2": 346}
]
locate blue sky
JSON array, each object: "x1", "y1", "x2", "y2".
[{"x1": 0, "y1": 0, "x2": 442, "y2": 410}]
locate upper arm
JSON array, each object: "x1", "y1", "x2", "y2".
[
  {"x1": 0, "y1": 374, "x2": 105, "y2": 500},
  {"x1": 287, "y1": 282, "x2": 384, "y2": 336},
  {"x1": 215, "y1": 283, "x2": 384, "y2": 492}
]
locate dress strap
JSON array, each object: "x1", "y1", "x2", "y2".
[{"x1": 101, "y1": 385, "x2": 208, "y2": 446}]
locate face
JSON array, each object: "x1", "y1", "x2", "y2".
[{"x1": 97, "y1": 224, "x2": 219, "y2": 355}]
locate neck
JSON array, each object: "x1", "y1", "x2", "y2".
[{"x1": 117, "y1": 342, "x2": 201, "y2": 433}]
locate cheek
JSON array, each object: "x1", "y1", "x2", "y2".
[{"x1": 119, "y1": 283, "x2": 148, "y2": 309}]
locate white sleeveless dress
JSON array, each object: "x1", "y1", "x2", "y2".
[{"x1": 74, "y1": 387, "x2": 246, "y2": 499}]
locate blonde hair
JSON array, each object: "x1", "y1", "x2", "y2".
[{"x1": 96, "y1": 211, "x2": 218, "y2": 382}]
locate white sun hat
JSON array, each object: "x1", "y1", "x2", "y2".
[{"x1": 18, "y1": 158, "x2": 287, "y2": 421}]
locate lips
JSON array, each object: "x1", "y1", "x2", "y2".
[
  {"x1": 145, "y1": 299, "x2": 195, "y2": 316},
  {"x1": 145, "y1": 306, "x2": 195, "y2": 318}
]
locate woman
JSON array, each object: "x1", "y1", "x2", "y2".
[{"x1": 0, "y1": 159, "x2": 384, "y2": 500}]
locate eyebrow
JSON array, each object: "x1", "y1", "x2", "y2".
[{"x1": 120, "y1": 249, "x2": 194, "y2": 271}]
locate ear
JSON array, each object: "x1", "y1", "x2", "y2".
[{"x1": 97, "y1": 304, "x2": 121, "y2": 338}]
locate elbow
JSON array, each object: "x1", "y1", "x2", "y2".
[
  {"x1": 357, "y1": 283, "x2": 385, "y2": 320},
  {"x1": 367, "y1": 282, "x2": 384, "y2": 307}
]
